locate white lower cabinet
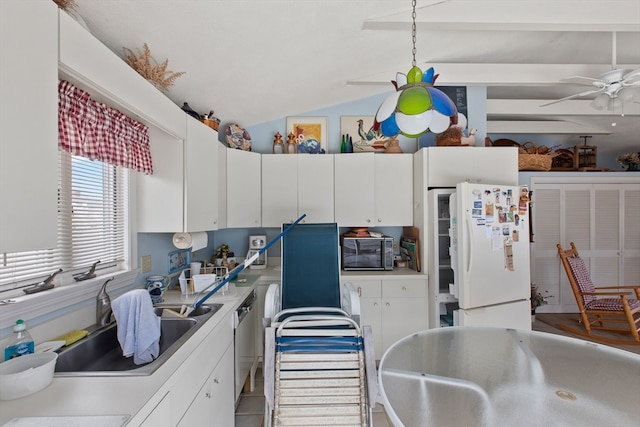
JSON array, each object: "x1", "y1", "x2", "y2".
[
  {"x1": 342, "y1": 277, "x2": 428, "y2": 357},
  {"x1": 130, "y1": 313, "x2": 234, "y2": 427},
  {"x1": 139, "y1": 392, "x2": 171, "y2": 427},
  {"x1": 177, "y1": 343, "x2": 234, "y2": 427}
]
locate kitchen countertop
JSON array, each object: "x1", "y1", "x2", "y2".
[{"x1": 0, "y1": 270, "x2": 266, "y2": 426}]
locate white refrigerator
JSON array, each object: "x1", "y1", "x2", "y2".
[{"x1": 449, "y1": 182, "x2": 531, "y2": 330}]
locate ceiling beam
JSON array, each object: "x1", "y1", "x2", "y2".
[
  {"x1": 364, "y1": 1, "x2": 640, "y2": 32},
  {"x1": 488, "y1": 99, "x2": 640, "y2": 116},
  {"x1": 487, "y1": 121, "x2": 611, "y2": 135},
  {"x1": 346, "y1": 63, "x2": 640, "y2": 86}
]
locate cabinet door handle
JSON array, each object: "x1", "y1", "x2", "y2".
[
  {"x1": 205, "y1": 392, "x2": 211, "y2": 398},
  {"x1": 357, "y1": 287, "x2": 362, "y2": 296},
  {"x1": 213, "y1": 378, "x2": 220, "y2": 384},
  {"x1": 373, "y1": 302, "x2": 378, "y2": 307},
  {"x1": 386, "y1": 302, "x2": 390, "y2": 307},
  {"x1": 402, "y1": 286, "x2": 407, "y2": 291},
  {"x1": 366, "y1": 218, "x2": 371, "y2": 223},
  {"x1": 377, "y1": 218, "x2": 382, "y2": 223}
]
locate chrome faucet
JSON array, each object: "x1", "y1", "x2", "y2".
[{"x1": 96, "y1": 277, "x2": 114, "y2": 326}]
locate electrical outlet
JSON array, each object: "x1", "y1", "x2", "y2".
[
  {"x1": 393, "y1": 242, "x2": 399, "y2": 251},
  {"x1": 141, "y1": 255, "x2": 152, "y2": 273}
]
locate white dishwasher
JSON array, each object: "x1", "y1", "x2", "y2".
[{"x1": 234, "y1": 289, "x2": 256, "y2": 401}]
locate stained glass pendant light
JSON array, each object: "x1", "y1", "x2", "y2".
[{"x1": 375, "y1": 0, "x2": 457, "y2": 138}]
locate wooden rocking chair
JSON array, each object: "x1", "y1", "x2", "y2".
[{"x1": 557, "y1": 242, "x2": 640, "y2": 345}]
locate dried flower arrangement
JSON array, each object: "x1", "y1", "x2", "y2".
[
  {"x1": 617, "y1": 152, "x2": 640, "y2": 167},
  {"x1": 531, "y1": 284, "x2": 552, "y2": 311},
  {"x1": 53, "y1": 0, "x2": 77, "y2": 11},
  {"x1": 123, "y1": 43, "x2": 185, "y2": 92}
]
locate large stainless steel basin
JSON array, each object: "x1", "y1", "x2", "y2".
[{"x1": 55, "y1": 303, "x2": 222, "y2": 376}]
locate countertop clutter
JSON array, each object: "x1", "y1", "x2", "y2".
[{"x1": 0, "y1": 271, "x2": 266, "y2": 427}]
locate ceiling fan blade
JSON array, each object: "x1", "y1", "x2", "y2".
[
  {"x1": 560, "y1": 75, "x2": 607, "y2": 86},
  {"x1": 623, "y1": 69, "x2": 640, "y2": 84},
  {"x1": 539, "y1": 88, "x2": 605, "y2": 107}
]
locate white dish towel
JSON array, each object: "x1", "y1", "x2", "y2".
[{"x1": 111, "y1": 289, "x2": 161, "y2": 365}]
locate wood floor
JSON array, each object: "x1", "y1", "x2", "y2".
[{"x1": 532, "y1": 312, "x2": 640, "y2": 355}]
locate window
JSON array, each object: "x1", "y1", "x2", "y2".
[{"x1": 0, "y1": 151, "x2": 129, "y2": 296}]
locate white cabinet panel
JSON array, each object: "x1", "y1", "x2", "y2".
[
  {"x1": 262, "y1": 156, "x2": 298, "y2": 227},
  {"x1": 184, "y1": 118, "x2": 221, "y2": 231},
  {"x1": 374, "y1": 155, "x2": 413, "y2": 226},
  {"x1": 227, "y1": 149, "x2": 261, "y2": 227},
  {"x1": 262, "y1": 155, "x2": 334, "y2": 226},
  {"x1": 421, "y1": 147, "x2": 518, "y2": 188},
  {"x1": 138, "y1": 118, "x2": 221, "y2": 232},
  {"x1": 298, "y1": 155, "x2": 334, "y2": 223},
  {"x1": 335, "y1": 154, "x2": 375, "y2": 226},
  {"x1": 335, "y1": 153, "x2": 412, "y2": 227},
  {"x1": 341, "y1": 277, "x2": 427, "y2": 357},
  {"x1": 137, "y1": 127, "x2": 185, "y2": 232},
  {"x1": 177, "y1": 343, "x2": 234, "y2": 427},
  {"x1": 0, "y1": 0, "x2": 58, "y2": 252}
]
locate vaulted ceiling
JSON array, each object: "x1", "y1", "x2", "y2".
[{"x1": 71, "y1": 0, "x2": 640, "y2": 158}]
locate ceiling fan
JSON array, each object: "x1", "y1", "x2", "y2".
[{"x1": 540, "y1": 33, "x2": 640, "y2": 109}]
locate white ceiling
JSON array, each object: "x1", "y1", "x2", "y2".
[{"x1": 71, "y1": 0, "x2": 640, "y2": 159}]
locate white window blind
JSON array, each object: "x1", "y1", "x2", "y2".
[{"x1": 0, "y1": 151, "x2": 128, "y2": 293}]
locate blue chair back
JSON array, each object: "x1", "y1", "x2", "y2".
[{"x1": 281, "y1": 223, "x2": 341, "y2": 310}]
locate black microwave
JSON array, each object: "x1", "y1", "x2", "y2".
[{"x1": 341, "y1": 236, "x2": 394, "y2": 271}]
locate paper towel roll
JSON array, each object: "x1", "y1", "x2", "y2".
[{"x1": 172, "y1": 232, "x2": 208, "y2": 251}]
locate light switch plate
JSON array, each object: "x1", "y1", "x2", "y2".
[{"x1": 141, "y1": 255, "x2": 152, "y2": 273}]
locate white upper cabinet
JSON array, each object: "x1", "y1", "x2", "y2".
[
  {"x1": 184, "y1": 118, "x2": 221, "y2": 232},
  {"x1": 298, "y1": 155, "x2": 334, "y2": 223},
  {"x1": 261, "y1": 156, "x2": 298, "y2": 227},
  {"x1": 137, "y1": 127, "x2": 185, "y2": 232},
  {"x1": 138, "y1": 118, "x2": 221, "y2": 233},
  {"x1": 335, "y1": 153, "x2": 413, "y2": 227},
  {"x1": 419, "y1": 147, "x2": 518, "y2": 188},
  {"x1": 261, "y1": 155, "x2": 334, "y2": 227},
  {"x1": 0, "y1": 0, "x2": 58, "y2": 253},
  {"x1": 227, "y1": 148, "x2": 261, "y2": 228}
]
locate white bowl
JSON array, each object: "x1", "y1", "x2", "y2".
[{"x1": 0, "y1": 352, "x2": 58, "y2": 400}]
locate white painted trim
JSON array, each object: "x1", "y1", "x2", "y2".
[{"x1": 0, "y1": 270, "x2": 138, "y2": 331}]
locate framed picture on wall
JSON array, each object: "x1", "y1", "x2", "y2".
[
  {"x1": 168, "y1": 249, "x2": 190, "y2": 274},
  {"x1": 286, "y1": 116, "x2": 328, "y2": 154},
  {"x1": 340, "y1": 116, "x2": 390, "y2": 152}
]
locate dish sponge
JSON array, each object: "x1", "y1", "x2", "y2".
[{"x1": 54, "y1": 329, "x2": 88, "y2": 346}]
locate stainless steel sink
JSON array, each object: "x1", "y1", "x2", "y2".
[{"x1": 55, "y1": 303, "x2": 223, "y2": 376}]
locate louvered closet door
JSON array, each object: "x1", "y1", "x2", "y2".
[
  {"x1": 592, "y1": 185, "x2": 622, "y2": 286},
  {"x1": 622, "y1": 185, "x2": 640, "y2": 285},
  {"x1": 531, "y1": 187, "x2": 563, "y2": 307}
]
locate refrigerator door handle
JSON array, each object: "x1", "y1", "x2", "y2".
[{"x1": 464, "y1": 211, "x2": 474, "y2": 278}]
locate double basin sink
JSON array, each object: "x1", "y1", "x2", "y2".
[{"x1": 55, "y1": 303, "x2": 222, "y2": 376}]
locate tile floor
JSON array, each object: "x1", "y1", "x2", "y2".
[{"x1": 235, "y1": 367, "x2": 390, "y2": 427}]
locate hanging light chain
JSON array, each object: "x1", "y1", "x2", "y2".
[{"x1": 411, "y1": 0, "x2": 417, "y2": 67}]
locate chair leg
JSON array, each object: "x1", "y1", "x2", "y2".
[
  {"x1": 579, "y1": 311, "x2": 592, "y2": 335},
  {"x1": 621, "y1": 305, "x2": 640, "y2": 342}
]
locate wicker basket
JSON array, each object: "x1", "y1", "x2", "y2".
[{"x1": 518, "y1": 154, "x2": 552, "y2": 171}]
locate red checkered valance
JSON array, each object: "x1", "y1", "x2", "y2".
[{"x1": 58, "y1": 80, "x2": 153, "y2": 174}]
